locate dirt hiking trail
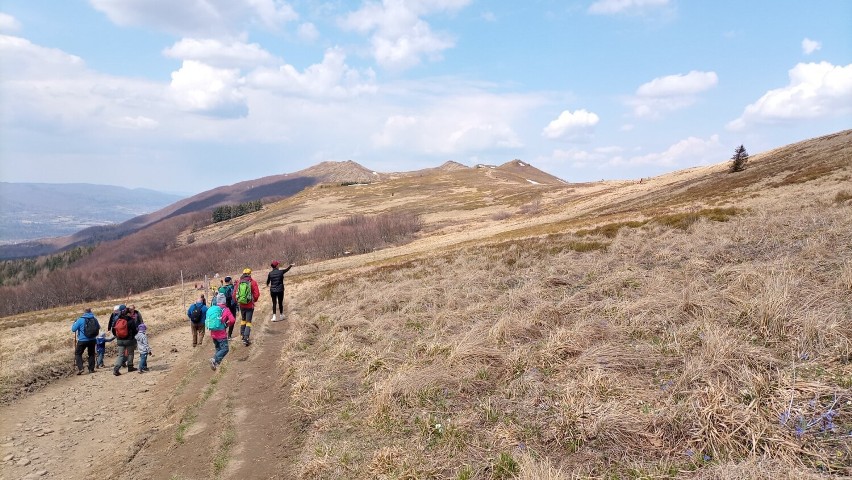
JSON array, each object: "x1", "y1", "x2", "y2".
[{"x1": 0, "y1": 284, "x2": 309, "y2": 480}]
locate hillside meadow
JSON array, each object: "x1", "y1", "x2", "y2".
[
  {"x1": 0, "y1": 130, "x2": 850, "y2": 479},
  {"x1": 276, "y1": 196, "x2": 851, "y2": 479}
]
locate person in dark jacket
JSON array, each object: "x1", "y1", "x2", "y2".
[
  {"x1": 126, "y1": 304, "x2": 144, "y2": 325},
  {"x1": 107, "y1": 304, "x2": 122, "y2": 332},
  {"x1": 187, "y1": 295, "x2": 208, "y2": 347},
  {"x1": 71, "y1": 308, "x2": 100, "y2": 375},
  {"x1": 112, "y1": 308, "x2": 139, "y2": 376},
  {"x1": 266, "y1": 260, "x2": 294, "y2": 322}
]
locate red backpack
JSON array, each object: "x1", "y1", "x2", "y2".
[{"x1": 114, "y1": 317, "x2": 130, "y2": 339}]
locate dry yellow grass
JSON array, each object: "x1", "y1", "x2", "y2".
[
  {"x1": 277, "y1": 191, "x2": 851, "y2": 478},
  {"x1": 2, "y1": 130, "x2": 850, "y2": 478}
]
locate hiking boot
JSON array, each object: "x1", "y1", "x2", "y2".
[
  {"x1": 209, "y1": 358, "x2": 217, "y2": 371},
  {"x1": 127, "y1": 367, "x2": 137, "y2": 372},
  {"x1": 113, "y1": 369, "x2": 121, "y2": 376},
  {"x1": 77, "y1": 369, "x2": 84, "y2": 375}
]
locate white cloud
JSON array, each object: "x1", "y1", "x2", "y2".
[
  {"x1": 542, "y1": 109, "x2": 599, "y2": 141},
  {"x1": 0, "y1": 13, "x2": 21, "y2": 32},
  {"x1": 629, "y1": 70, "x2": 718, "y2": 118},
  {"x1": 297, "y1": 22, "x2": 319, "y2": 42},
  {"x1": 340, "y1": 0, "x2": 471, "y2": 70},
  {"x1": 547, "y1": 145, "x2": 624, "y2": 167},
  {"x1": 110, "y1": 116, "x2": 160, "y2": 130},
  {"x1": 801, "y1": 38, "x2": 821, "y2": 55},
  {"x1": 89, "y1": 0, "x2": 298, "y2": 37},
  {"x1": 588, "y1": 0, "x2": 669, "y2": 15},
  {"x1": 247, "y1": 47, "x2": 376, "y2": 98},
  {"x1": 609, "y1": 134, "x2": 723, "y2": 167},
  {"x1": 371, "y1": 92, "x2": 537, "y2": 154},
  {"x1": 163, "y1": 38, "x2": 276, "y2": 68},
  {"x1": 169, "y1": 60, "x2": 248, "y2": 117},
  {"x1": 727, "y1": 62, "x2": 852, "y2": 130}
]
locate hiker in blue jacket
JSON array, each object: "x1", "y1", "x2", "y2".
[
  {"x1": 187, "y1": 295, "x2": 208, "y2": 347},
  {"x1": 71, "y1": 308, "x2": 100, "y2": 375}
]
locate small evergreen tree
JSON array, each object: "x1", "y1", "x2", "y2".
[{"x1": 730, "y1": 144, "x2": 749, "y2": 173}]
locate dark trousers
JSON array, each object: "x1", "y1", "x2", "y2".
[
  {"x1": 75, "y1": 340, "x2": 96, "y2": 373},
  {"x1": 228, "y1": 306, "x2": 237, "y2": 337},
  {"x1": 271, "y1": 290, "x2": 284, "y2": 314}
]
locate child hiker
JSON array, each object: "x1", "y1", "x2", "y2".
[
  {"x1": 135, "y1": 323, "x2": 152, "y2": 373},
  {"x1": 95, "y1": 332, "x2": 115, "y2": 368},
  {"x1": 207, "y1": 293, "x2": 236, "y2": 371}
]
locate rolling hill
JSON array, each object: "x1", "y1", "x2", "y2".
[
  {"x1": 0, "y1": 130, "x2": 850, "y2": 479},
  {"x1": 0, "y1": 159, "x2": 564, "y2": 260}
]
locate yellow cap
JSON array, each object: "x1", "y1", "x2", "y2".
[{"x1": 243, "y1": 268, "x2": 252, "y2": 274}]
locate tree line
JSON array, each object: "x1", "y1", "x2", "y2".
[
  {"x1": 0, "y1": 211, "x2": 422, "y2": 317},
  {"x1": 0, "y1": 246, "x2": 95, "y2": 287},
  {"x1": 212, "y1": 201, "x2": 262, "y2": 223}
]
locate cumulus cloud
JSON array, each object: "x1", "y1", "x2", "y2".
[
  {"x1": 0, "y1": 13, "x2": 21, "y2": 32},
  {"x1": 247, "y1": 47, "x2": 376, "y2": 98},
  {"x1": 371, "y1": 92, "x2": 538, "y2": 154},
  {"x1": 588, "y1": 0, "x2": 669, "y2": 15},
  {"x1": 169, "y1": 60, "x2": 248, "y2": 117},
  {"x1": 549, "y1": 145, "x2": 623, "y2": 167},
  {"x1": 0, "y1": 33, "x2": 172, "y2": 139},
  {"x1": 542, "y1": 109, "x2": 599, "y2": 141},
  {"x1": 340, "y1": 0, "x2": 471, "y2": 70},
  {"x1": 297, "y1": 22, "x2": 319, "y2": 42},
  {"x1": 628, "y1": 70, "x2": 718, "y2": 118},
  {"x1": 609, "y1": 134, "x2": 723, "y2": 167},
  {"x1": 89, "y1": 0, "x2": 298, "y2": 37},
  {"x1": 727, "y1": 62, "x2": 852, "y2": 130},
  {"x1": 163, "y1": 38, "x2": 277, "y2": 69},
  {"x1": 801, "y1": 38, "x2": 821, "y2": 55}
]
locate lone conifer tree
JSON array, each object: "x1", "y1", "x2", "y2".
[{"x1": 730, "y1": 144, "x2": 748, "y2": 173}]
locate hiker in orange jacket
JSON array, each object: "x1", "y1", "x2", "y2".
[{"x1": 233, "y1": 268, "x2": 260, "y2": 346}]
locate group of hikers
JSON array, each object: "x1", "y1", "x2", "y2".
[
  {"x1": 72, "y1": 260, "x2": 294, "y2": 376},
  {"x1": 70, "y1": 304, "x2": 150, "y2": 376}
]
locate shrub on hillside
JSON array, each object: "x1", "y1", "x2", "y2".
[{"x1": 0, "y1": 211, "x2": 422, "y2": 317}]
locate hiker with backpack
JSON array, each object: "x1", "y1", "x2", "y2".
[
  {"x1": 207, "y1": 293, "x2": 236, "y2": 371},
  {"x1": 187, "y1": 295, "x2": 208, "y2": 347},
  {"x1": 217, "y1": 277, "x2": 237, "y2": 339},
  {"x1": 112, "y1": 306, "x2": 139, "y2": 376},
  {"x1": 71, "y1": 308, "x2": 100, "y2": 375},
  {"x1": 107, "y1": 304, "x2": 122, "y2": 331},
  {"x1": 234, "y1": 268, "x2": 260, "y2": 346},
  {"x1": 266, "y1": 260, "x2": 294, "y2": 322}
]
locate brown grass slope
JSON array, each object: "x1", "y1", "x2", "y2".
[{"x1": 0, "y1": 130, "x2": 850, "y2": 479}]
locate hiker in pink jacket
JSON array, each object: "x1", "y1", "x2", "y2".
[{"x1": 207, "y1": 293, "x2": 236, "y2": 371}]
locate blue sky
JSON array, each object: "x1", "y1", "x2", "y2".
[{"x1": 1, "y1": 1, "x2": 850, "y2": 195}]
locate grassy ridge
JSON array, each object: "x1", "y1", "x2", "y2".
[{"x1": 280, "y1": 200, "x2": 851, "y2": 478}]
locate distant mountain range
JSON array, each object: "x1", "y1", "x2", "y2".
[
  {"x1": 0, "y1": 160, "x2": 564, "y2": 259},
  {"x1": 0, "y1": 183, "x2": 185, "y2": 245}
]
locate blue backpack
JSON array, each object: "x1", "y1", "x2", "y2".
[{"x1": 205, "y1": 305, "x2": 226, "y2": 331}]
